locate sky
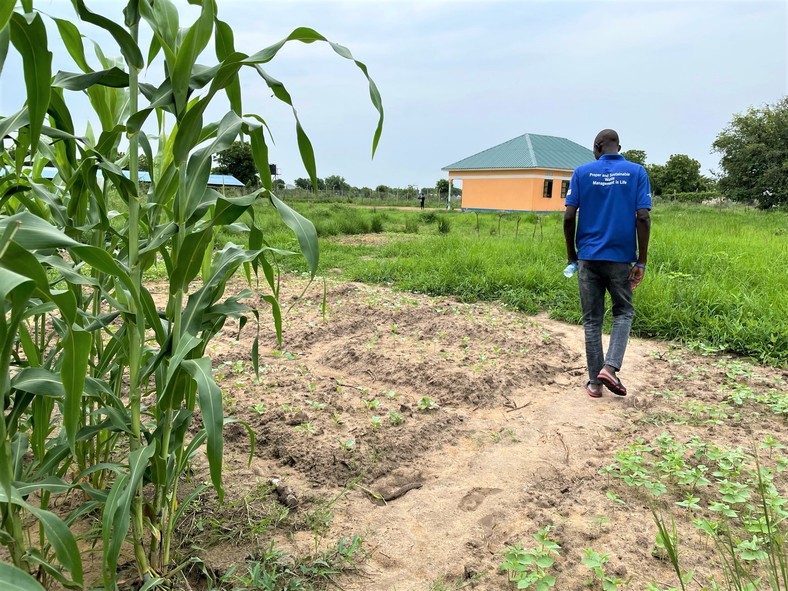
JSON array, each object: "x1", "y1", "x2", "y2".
[{"x1": 1, "y1": 0, "x2": 786, "y2": 189}]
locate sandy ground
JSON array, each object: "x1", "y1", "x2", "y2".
[{"x1": 154, "y1": 272, "x2": 788, "y2": 591}]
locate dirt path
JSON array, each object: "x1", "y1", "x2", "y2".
[
  {"x1": 327, "y1": 315, "x2": 667, "y2": 590},
  {"x1": 172, "y1": 276, "x2": 786, "y2": 591}
]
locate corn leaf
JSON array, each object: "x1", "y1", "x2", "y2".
[
  {"x1": 170, "y1": 228, "x2": 214, "y2": 294},
  {"x1": 52, "y1": 68, "x2": 129, "y2": 90},
  {"x1": 0, "y1": 107, "x2": 30, "y2": 139},
  {"x1": 0, "y1": 562, "x2": 46, "y2": 591},
  {"x1": 181, "y1": 111, "x2": 242, "y2": 222},
  {"x1": 0, "y1": 26, "x2": 9, "y2": 78},
  {"x1": 9, "y1": 12, "x2": 52, "y2": 151},
  {"x1": 0, "y1": 488, "x2": 83, "y2": 586},
  {"x1": 102, "y1": 444, "x2": 155, "y2": 582},
  {"x1": 12, "y1": 367, "x2": 66, "y2": 398},
  {"x1": 0, "y1": 2, "x2": 14, "y2": 32},
  {"x1": 52, "y1": 18, "x2": 90, "y2": 72},
  {"x1": 170, "y1": 0, "x2": 214, "y2": 115},
  {"x1": 247, "y1": 120, "x2": 272, "y2": 191},
  {"x1": 61, "y1": 325, "x2": 92, "y2": 451},
  {"x1": 214, "y1": 18, "x2": 242, "y2": 114},
  {"x1": 269, "y1": 194, "x2": 318, "y2": 277},
  {"x1": 244, "y1": 27, "x2": 384, "y2": 156},
  {"x1": 70, "y1": 0, "x2": 143, "y2": 70},
  {"x1": 254, "y1": 66, "x2": 319, "y2": 192},
  {"x1": 181, "y1": 357, "x2": 224, "y2": 499}
]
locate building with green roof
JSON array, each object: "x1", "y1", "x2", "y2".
[{"x1": 441, "y1": 133, "x2": 594, "y2": 212}]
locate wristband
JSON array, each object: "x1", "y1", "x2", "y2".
[{"x1": 634, "y1": 263, "x2": 646, "y2": 269}]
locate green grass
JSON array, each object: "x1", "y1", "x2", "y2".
[{"x1": 244, "y1": 200, "x2": 788, "y2": 365}]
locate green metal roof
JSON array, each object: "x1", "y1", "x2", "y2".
[{"x1": 442, "y1": 133, "x2": 594, "y2": 172}]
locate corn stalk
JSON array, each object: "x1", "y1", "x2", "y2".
[{"x1": 0, "y1": 1, "x2": 383, "y2": 588}]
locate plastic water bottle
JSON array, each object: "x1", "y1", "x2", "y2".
[{"x1": 563, "y1": 261, "x2": 578, "y2": 278}]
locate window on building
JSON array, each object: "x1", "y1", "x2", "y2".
[
  {"x1": 543, "y1": 179, "x2": 553, "y2": 198},
  {"x1": 561, "y1": 180, "x2": 570, "y2": 199}
]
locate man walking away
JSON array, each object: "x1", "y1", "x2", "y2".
[{"x1": 563, "y1": 129, "x2": 651, "y2": 398}]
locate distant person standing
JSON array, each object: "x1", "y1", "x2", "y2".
[
  {"x1": 419, "y1": 193, "x2": 425, "y2": 209},
  {"x1": 563, "y1": 129, "x2": 651, "y2": 398}
]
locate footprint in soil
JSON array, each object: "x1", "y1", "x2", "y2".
[{"x1": 458, "y1": 487, "x2": 503, "y2": 512}]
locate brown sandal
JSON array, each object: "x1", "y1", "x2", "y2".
[
  {"x1": 597, "y1": 370, "x2": 627, "y2": 396},
  {"x1": 585, "y1": 381, "x2": 603, "y2": 398}
]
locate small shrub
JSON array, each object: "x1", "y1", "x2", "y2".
[
  {"x1": 437, "y1": 216, "x2": 451, "y2": 234},
  {"x1": 421, "y1": 211, "x2": 438, "y2": 223},
  {"x1": 314, "y1": 219, "x2": 341, "y2": 237},
  {"x1": 339, "y1": 212, "x2": 371, "y2": 234},
  {"x1": 370, "y1": 214, "x2": 384, "y2": 233}
]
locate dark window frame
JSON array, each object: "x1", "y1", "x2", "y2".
[
  {"x1": 543, "y1": 179, "x2": 553, "y2": 198},
  {"x1": 560, "y1": 180, "x2": 570, "y2": 199}
]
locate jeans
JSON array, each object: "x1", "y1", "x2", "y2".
[{"x1": 578, "y1": 260, "x2": 634, "y2": 384}]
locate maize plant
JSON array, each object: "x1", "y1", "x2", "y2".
[{"x1": 0, "y1": 1, "x2": 383, "y2": 589}]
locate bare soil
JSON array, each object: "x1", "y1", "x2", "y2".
[{"x1": 153, "y1": 274, "x2": 786, "y2": 591}]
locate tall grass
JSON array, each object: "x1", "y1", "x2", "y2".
[{"x1": 253, "y1": 202, "x2": 788, "y2": 365}]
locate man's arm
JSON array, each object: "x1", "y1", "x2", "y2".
[
  {"x1": 628, "y1": 208, "x2": 651, "y2": 289},
  {"x1": 635, "y1": 208, "x2": 650, "y2": 265},
  {"x1": 563, "y1": 205, "x2": 578, "y2": 263}
]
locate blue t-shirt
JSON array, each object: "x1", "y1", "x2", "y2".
[{"x1": 565, "y1": 154, "x2": 652, "y2": 263}]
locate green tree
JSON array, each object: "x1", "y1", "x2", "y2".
[
  {"x1": 435, "y1": 178, "x2": 450, "y2": 197},
  {"x1": 713, "y1": 97, "x2": 788, "y2": 208},
  {"x1": 646, "y1": 155, "x2": 706, "y2": 195},
  {"x1": 646, "y1": 163, "x2": 666, "y2": 195},
  {"x1": 213, "y1": 141, "x2": 258, "y2": 186},
  {"x1": 138, "y1": 153, "x2": 149, "y2": 171},
  {"x1": 273, "y1": 178, "x2": 286, "y2": 190},
  {"x1": 662, "y1": 154, "x2": 706, "y2": 194},
  {"x1": 621, "y1": 149, "x2": 647, "y2": 166},
  {"x1": 294, "y1": 176, "x2": 325, "y2": 190},
  {"x1": 375, "y1": 184, "x2": 390, "y2": 194},
  {"x1": 325, "y1": 174, "x2": 350, "y2": 192}
]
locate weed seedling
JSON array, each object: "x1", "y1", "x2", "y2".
[
  {"x1": 252, "y1": 402, "x2": 267, "y2": 415},
  {"x1": 370, "y1": 415, "x2": 382, "y2": 428},
  {"x1": 498, "y1": 526, "x2": 560, "y2": 590},
  {"x1": 581, "y1": 548, "x2": 626, "y2": 590},
  {"x1": 389, "y1": 410, "x2": 404, "y2": 426},
  {"x1": 364, "y1": 399, "x2": 381, "y2": 410},
  {"x1": 295, "y1": 423, "x2": 315, "y2": 434},
  {"x1": 305, "y1": 399, "x2": 326, "y2": 410},
  {"x1": 339, "y1": 439, "x2": 356, "y2": 452},
  {"x1": 418, "y1": 396, "x2": 439, "y2": 411},
  {"x1": 759, "y1": 435, "x2": 785, "y2": 458}
]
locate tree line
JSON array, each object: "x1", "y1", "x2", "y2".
[
  {"x1": 206, "y1": 141, "x2": 457, "y2": 198},
  {"x1": 624, "y1": 96, "x2": 787, "y2": 208},
  {"x1": 620, "y1": 150, "x2": 713, "y2": 196},
  {"x1": 208, "y1": 97, "x2": 787, "y2": 209}
]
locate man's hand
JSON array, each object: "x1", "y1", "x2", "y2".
[{"x1": 628, "y1": 265, "x2": 645, "y2": 290}]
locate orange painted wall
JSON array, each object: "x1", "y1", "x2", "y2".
[{"x1": 447, "y1": 169, "x2": 571, "y2": 212}]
